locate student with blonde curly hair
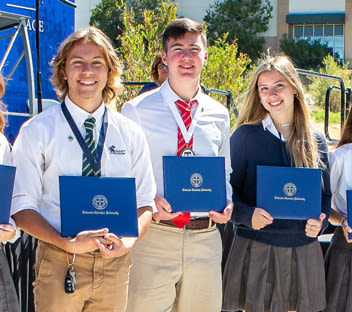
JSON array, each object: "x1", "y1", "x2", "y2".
[{"x1": 10, "y1": 27, "x2": 155, "y2": 312}]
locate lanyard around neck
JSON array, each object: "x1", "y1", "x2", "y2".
[{"x1": 61, "y1": 102, "x2": 108, "y2": 172}]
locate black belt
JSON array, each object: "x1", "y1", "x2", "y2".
[{"x1": 158, "y1": 218, "x2": 215, "y2": 230}]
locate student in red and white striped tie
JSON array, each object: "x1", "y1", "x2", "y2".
[{"x1": 122, "y1": 17, "x2": 233, "y2": 312}]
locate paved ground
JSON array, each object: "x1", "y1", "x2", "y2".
[{"x1": 312, "y1": 122, "x2": 341, "y2": 149}]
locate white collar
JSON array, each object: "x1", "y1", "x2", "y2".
[
  {"x1": 262, "y1": 114, "x2": 285, "y2": 141},
  {"x1": 64, "y1": 95, "x2": 105, "y2": 129},
  {"x1": 161, "y1": 79, "x2": 203, "y2": 105},
  {"x1": 161, "y1": 80, "x2": 203, "y2": 144}
]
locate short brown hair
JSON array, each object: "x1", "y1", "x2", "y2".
[
  {"x1": 51, "y1": 26, "x2": 123, "y2": 104},
  {"x1": 162, "y1": 18, "x2": 207, "y2": 53}
]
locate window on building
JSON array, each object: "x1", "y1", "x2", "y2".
[{"x1": 293, "y1": 24, "x2": 344, "y2": 60}]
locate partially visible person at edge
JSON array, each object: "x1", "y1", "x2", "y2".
[
  {"x1": 138, "y1": 53, "x2": 168, "y2": 95},
  {"x1": 222, "y1": 54, "x2": 331, "y2": 312},
  {"x1": 10, "y1": 26, "x2": 156, "y2": 312},
  {"x1": 122, "y1": 17, "x2": 233, "y2": 312},
  {"x1": 0, "y1": 73, "x2": 20, "y2": 312},
  {"x1": 324, "y1": 109, "x2": 352, "y2": 312}
]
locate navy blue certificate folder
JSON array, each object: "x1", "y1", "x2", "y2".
[
  {"x1": 0, "y1": 165, "x2": 16, "y2": 224},
  {"x1": 59, "y1": 176, "x2": 138, "y2": 237},
  {"x1": 163, "y1": 156, "x2": 227, "y2": 212},
  {"x1": 256, "y1": 166, "x2": 322, "y2": 219},
  {"x1": 346, "y1": 190, "x2": 352, "y2": 239}
]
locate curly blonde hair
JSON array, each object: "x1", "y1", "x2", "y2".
[{"x1": 51, "y1": 26, "x2": 123, "y2": 104}]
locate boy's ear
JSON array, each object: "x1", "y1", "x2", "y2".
[{"x1": 161, "y1": 52, "x2": 168, "y2": 66}]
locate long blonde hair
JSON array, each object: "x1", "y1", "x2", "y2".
[{"x1": 237, "y1": 55, "x2": 319, "y2": 168}]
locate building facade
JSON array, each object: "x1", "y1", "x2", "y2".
[
  {"x1": 75, "y1": 0, "x2": 352, "y2": 64},
  {"x1": 262, "y1": 0, "x2": 352, "y2": 64}
]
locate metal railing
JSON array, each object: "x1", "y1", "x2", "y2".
[
  {"x1": 324, "y1": 85, "x2": 352, "y2": 141},
  {"x1": 296, "y1": 69, "x2": 349, "y2": 141}
]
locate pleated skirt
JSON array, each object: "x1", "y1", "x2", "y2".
[
  {"x1": 222, "y1": 235, "x2": 326, "y2": 312},
  {"x1": 0, "y1": 247, "x2": 19, "y2": 312},
  {"x1": 324, "y1": 226, "x2": 352, "y2": 312}
]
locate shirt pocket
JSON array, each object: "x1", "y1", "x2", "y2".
[{"x1": 194, "y1": 121, "x2": 222, "y2": 156}]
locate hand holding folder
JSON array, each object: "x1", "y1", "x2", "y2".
[
  {"x1": 60, "y1": 176, "x2": 138, "y2": 237},
  {"x1": 256, "y1": 166, "x2": 322, "y2": 220}
]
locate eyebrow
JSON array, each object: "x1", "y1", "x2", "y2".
[
  {"x1": 258, "y1": 79, "x2": 286, "y2": 86},
  {"x1": 68, "y1": 55, "x2": 104, "y2": 60},
  {"x1": 169, "y1": 42, "x2": 201, "y2": 48}
]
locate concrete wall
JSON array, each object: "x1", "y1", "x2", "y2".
[
  {"x1": 289, "y1": 0, "x2": 345, "y2": 13},
  {"x1": 75, "y1": 0, "x2": 100, "y2": 31},
  {"x1": 177, "y1": 0, "x2": 215, "y2": 22},
  {"x1": 260, "y1": 0, "x2": 278, "y2": 37},
  {"x1": 277, "y1": 0, "x2": 289, "y2": 48}
]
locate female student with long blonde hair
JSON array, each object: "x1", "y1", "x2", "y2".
[{"x1": 223, "y1": 54, "x2": 331, "y2": 312}]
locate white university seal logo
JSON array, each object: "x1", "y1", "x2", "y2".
[
  {"x1": 283, "y1": 183, "x2": 297, "y2": 196},
  {"x1": 92, "y1": 195, "x2": 108, "y2": 210},
  {"x1": 190, "y1": 173, "x2": 203, "y2": 188}
]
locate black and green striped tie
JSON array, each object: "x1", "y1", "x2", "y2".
[{"x1": 82, "y1": 117, "x2": 101, "y2": 176}]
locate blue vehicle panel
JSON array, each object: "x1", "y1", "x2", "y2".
[{"x1": 0, "y1": 1, "x2": 74, "y2": 142}]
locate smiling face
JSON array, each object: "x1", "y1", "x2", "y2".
[
  {"x1": 64, "y1": 39, "x2": 108, "y2": 112},
  {"x1": 162, "y1": 31, "x2": 207, "y2": 90},
  {"x1": 257, "y1": 69, "x2": 296, "y2": 123}
]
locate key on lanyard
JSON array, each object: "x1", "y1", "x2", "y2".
[{"x1": 65, "y1": 252, "x2": 76, "y2": 294}]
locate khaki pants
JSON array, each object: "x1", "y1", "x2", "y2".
[
  {"x1": 126, "y1": 222, "x2": 222, "y2": 312},
  {"x1": 34, "y1": 241, "x2": 131, "y2": 312}
]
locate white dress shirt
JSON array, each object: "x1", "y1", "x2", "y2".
[
  {"x1": 262, "y1": 114, "x2": 286, "y2": 141},
  {"x1": 0, "y1": 132, "x2": 11, "y2": 166},
  {"x1": 11, "y1": 97, "x2": 156, "y2": 232},
  {"x1": 329, "y1": 143, "x2": 352, "y2": 217},
  {"x1": 0, "y1": 132, "x2": 19, "y2": 242},
  {"x1": 122, "y1": 79, "x2": 232, "y2": 202}
]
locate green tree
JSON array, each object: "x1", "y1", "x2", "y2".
[
  {"x1": 118, "y1": 2, "x2": 177, "y2": 105},
  {"x1": 90, "y1": 0, "x2": 175, "y2": 48},
  {"x1": 126, "y1": 0, "x2": 175, "y2": 25},
  {"x1": 308, "y1": 55, "x2": 352, "y2": 113},
  {"x1": 279, "y1": 34, "x2": 332, "y2": 70},
  {"x1": 202, "y1": 34, "x2": 251, "y2": 120},
  {"x1": 90, "y1": 0, "x2": 126, "y2": 48},
  {"x1": 204, "y1": 0, "x2": 272, "y2": 60}
]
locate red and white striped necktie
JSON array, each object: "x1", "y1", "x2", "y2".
[
  {"x1": 175, "y1": 99, "x2": 197, "y2": 156},
  {"x1": 172, "y1": 99, "x2": 197, "y2": 228}
]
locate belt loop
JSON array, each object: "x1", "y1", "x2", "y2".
[{"x1": 208, "y1": 217, "x2": 212, "y2": 228}]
